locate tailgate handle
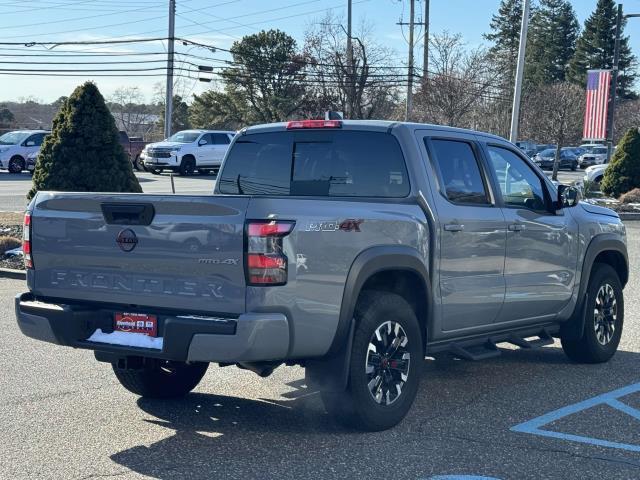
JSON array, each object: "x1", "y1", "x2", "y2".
[{"x1": 101, "y1": 203, "x2": 155, "y2": 226}]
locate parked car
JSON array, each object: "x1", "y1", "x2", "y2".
[
  {"x1": 16, "y1": 120, "x2": 628, "y2": 431},
  {"x1": 584, "y1": 163, "x2": 609, "y2": 185},
  {"x1": 515, "y1": 140, "x2": 537, "y2": 157},
  {"x1": 579, "y1": 145, "x2": 608, "y2": 168},
  {"x1": 119, "y1": 131, "x2": 149, "y2": 172},
  {"x1": 535, "y1": 144, "x2": 556, "y2": 153},
  {"x1": 532, "y1": 147, "x2": 578, "y2": 170},
  {"x1": 0, "y1": 130, "x2": 49, "y2": 173},
  {"x1": 143, "y1": 129, "x2": 235, "y2": 176}
]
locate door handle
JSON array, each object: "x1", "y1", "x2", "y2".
[
  {"x1": 508, "y1": 223, "x2": 526, "y2": 232},
  {"x1": 443, "y1": 223, "x2": 464, "y2": 232}
]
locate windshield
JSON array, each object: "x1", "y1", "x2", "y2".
[
  {"x1": 167, "y1": 131, "x2": 200, "y2": 143},
  {"x1": 593, "y1": 147, "x2": 608, "y2": 155},
  {"x1": 0, "y1": 131, "x2": 30, "y2": 145},
  {"x1": 539, "y1": 149, "x2": 555, "y2": 156}
]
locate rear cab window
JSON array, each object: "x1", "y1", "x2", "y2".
[{"x1": 217, "y1": 130, "x2": 410, "y2": 197}]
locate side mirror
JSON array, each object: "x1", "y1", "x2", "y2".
[
  {"x1": 25, "y1": 141, "x2": 35, "y2": 147},
  {"x1": 198, "y1": 139, "x2": 208, "y2": 146},
  {"x1": 557, "y1": 184, "x2": 580, "y2": 209}
]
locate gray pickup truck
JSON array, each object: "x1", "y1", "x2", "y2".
[{"x1": 15, "y1": 120, "x2": 628, "y2": 431}]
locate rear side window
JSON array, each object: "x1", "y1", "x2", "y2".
[
  {"x1": 218, "y1": 131, "x2": 410, "y2": 197},
  {"x1": 212, "y1": 133, "x2": 231, "y2": 145},
  {"x1": 428, "y1": 139, "x2": 489, "y2": 205}
]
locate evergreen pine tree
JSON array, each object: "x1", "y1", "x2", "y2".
[
  {"x1": 601, "y1": 127, "x2": 640, "y2": 197},
  {"x1": 484, "y1": 0, "x2": 529, "y2": 86},
  {"x1": 28, "y1": 82, "x2": 141, "y2": 199},
  {"x1": 526, "y1": 0, "x2": 579, "y2": 85},
  {"x1": 568, "y1": 0, "x2": 637, "y2": 98}
]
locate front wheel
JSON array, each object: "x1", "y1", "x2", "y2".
[
  {"x1": 321, "y1": 291, "x2": 423, "y2": 431},
  {"x1": 571, "y1": 161, "x2": 577, "y2": 171},
  {"x1": 179, "y1": 156, "x2": 196, "y2": 176},
  {"x1": 8, "y1": 156, "x2": 24, "y2": 173},
  {"x1": 561, "y1": 263, "x2": 624, "y2": 363},
  {"x1": 112, "y1": 360, "x2": 208, "y2": 398}
]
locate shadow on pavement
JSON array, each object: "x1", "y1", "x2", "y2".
[{"x1": 110, "y1": 347, "x2": 640, "y2": 479}]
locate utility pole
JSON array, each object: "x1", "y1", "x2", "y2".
[
  {"x1": 164, "y1": 0, "x2": 175, "y2": 139},
  {"x1": 509, "y1": 0, "x2": 530, "y2": 143},
  {"x1": 607, "y1": 6, "x2": 640, "y2": 160},
  {"x1": 422, "y1": 0, "x2": 429, "y2": 79},
  {"x1": 405, "y1": 0, "x2": 415, "y2": 121},
  {"x1": 346, "y1": 0, "x2": 353, "y2": 119}
]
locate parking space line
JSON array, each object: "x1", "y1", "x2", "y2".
[{"x1": 511, "y1": 382, "x2": 640, "y2": 452}]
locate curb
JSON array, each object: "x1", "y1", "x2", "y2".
[
  {"x1": 0, "y1": 267, "x2": 26, "y2": 280},
  {"x1": 619, "y1": 213, "x2": 640, "y2": 221}
]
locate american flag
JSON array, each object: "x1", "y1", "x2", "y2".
[{"x1": 583, "y1": 69, "x2": 611, "y2": 141}]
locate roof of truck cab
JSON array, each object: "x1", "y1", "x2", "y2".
[{"x1": 240, "y1": 120, "x2": 508, "y2": 143}]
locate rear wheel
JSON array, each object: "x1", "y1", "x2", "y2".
[
  {"x1": 8, "y1": 155, "x2": 24, "y2": 173},
  {"x1": 561, "y1": 263, "x2": 623, "y2": 363},
  {"x1": 198, "y1": 169, "x2": 211, "y2": 175},
  {"x1": 320, "y1": 291, "x2": 423, "y2": 431},
  {"x1": 112, "y1": 360, "x2": 208, "y2": 398},
  {"x1": 179, "y1": 156, "x2": 196, "y2": 176},
  {"x1": 134, "y1": 155, "x2": 145, "y2": 171}
]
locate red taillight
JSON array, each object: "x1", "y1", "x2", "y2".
[
  {"x1": 286, "y1": 120, "x2": 341, "y2": 129},
  {"x1": 23, "y1": 212, "x2": 33, "y2": 269},
  {"x1": 246, "y1": 221, "x2": 294, "y2": 286}
]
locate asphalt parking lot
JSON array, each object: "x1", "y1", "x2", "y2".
[
  {"x1": 0, "y1": 169, "x2": 586, "y2": 212},
  {"x1": 0, "y1": 224, "x2": 639, "y2": 479}
]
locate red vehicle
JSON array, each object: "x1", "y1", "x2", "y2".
[{"x1": 119, "y1": 131, "x2": 149, "y2": 171}]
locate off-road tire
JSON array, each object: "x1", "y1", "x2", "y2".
[
  {"x1": 8, "y1": 155, "x2": 24, "y2": 173},
  {"x1": 179, "y1": 155, "x2": 196, "y2": 176},
  {"x1": 562, "y1": 263, "x2": 624, "y2": 363},
  {"x1": 321, "y1": 291, "x2": 423, "y2": 431},
  {"x1": 112, "y1": 360, "x2": 208, "y2": 398}
]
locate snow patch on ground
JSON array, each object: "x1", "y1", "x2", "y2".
[{"x1": 87, "y1": 329, "x2": 164, "y2": 350}]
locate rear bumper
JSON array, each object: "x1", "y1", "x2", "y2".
[{"x1": 15, "y1": 293, "x2": 290, "y2": 363}]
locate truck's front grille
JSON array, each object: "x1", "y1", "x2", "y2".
[{"x1": 148, "y1": 149, "x2": 172, "y2": 158}]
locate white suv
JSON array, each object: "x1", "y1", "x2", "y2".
[
  {"x1": 0, "y1": 130, "x2": 49, "y2": 173},
  {"x1": 142, "y1": 129, "x2": 235, "y2": 176}
]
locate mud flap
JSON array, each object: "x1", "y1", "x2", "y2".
[
  {"x1": 560, "y1": 293, "x2": 588, "y2": 341},
  {"x1": 305, "y1": 320, "x2": 355, "y2": 392}
]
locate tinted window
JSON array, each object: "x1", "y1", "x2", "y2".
[
  {"x1": 487, "y1": 146, "x2": 547, "y2": 212},
  {"x1": 429, "y1": 139, "x2": 489, "y2": 205},
  {"x1": 29, "y1": 133, "x2": 46, "y2": 146},
  {"x1": 218, "y1": 133, "x2": 291, "y2": 195},
  {"x1": 211, "y1": 133, "x2": 230, "y2": 145},
  {"x1": 218, "y1": 131, "x2": 410, "y2": 197}
]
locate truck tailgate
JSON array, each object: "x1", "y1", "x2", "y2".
[{"x1": 29, "y1": 192, "x2": 249, "y2": 315}]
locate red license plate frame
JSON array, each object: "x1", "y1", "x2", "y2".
[{"x1": 114, "y1": 312, "x2": 158, "y2": 337}]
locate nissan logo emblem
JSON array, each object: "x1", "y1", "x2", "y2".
[{"x1": 116, "y1": 228, "x2": 138, "y2": 252}]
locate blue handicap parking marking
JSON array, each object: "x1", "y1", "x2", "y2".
[{"x1": 511, "y1": 382, "x2": 640, "y2": 452}]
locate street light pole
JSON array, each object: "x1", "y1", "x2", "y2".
[
  {"x1": 606, "y1": 4, "x2": 640, "y2": 160},
  {"x1": 164, "y1": 0, "x2": 175, "y2": 139},
  {"x1": 346, "y1": 0, "x2": 353, "y2": 119},
  {"x1": 405, "y1": 0, "x2": 415, "y2": 121},
  {"x1": 509, "y1": 0, "x2": 530, "y2": 143}
]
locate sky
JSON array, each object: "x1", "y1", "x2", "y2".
[{"x1": 0, "y1": 0, "x2": 639, "y2": 103}]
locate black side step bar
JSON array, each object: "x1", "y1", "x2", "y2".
[
  {"x1": 506, "y1": 328, "x2": 554, "y2": 349},
  {"x1": 450, "y1": 341, "x2": 501, "y2": 361},
  {"x1": 449, "y1": 328, "x2": 555, "y2": 361}
]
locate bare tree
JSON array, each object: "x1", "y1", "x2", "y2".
[
  {"x1": 521, "y1": 82, "x2": 584, "y2": 180},
  {"x1": 615, "y1": 100, "x2": 640, "y2": 144},
  {"x1": 303, "y1": 13, "x2": 401, "y2": 120},
  {"x1": 412, "y1": 32, "x2": 501, "y2": 129},
  {"x1": 108, "y1": 86, "x2": 157, "y2": 138}
]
